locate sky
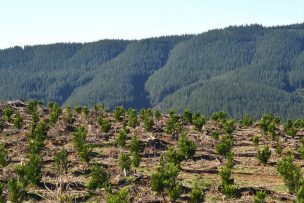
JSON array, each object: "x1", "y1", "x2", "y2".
[{"x1": 0, "y1": 0, "x2": 304, "y2": 49}]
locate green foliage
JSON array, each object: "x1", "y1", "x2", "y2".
[
  {"x1": 254, "y1": 191, "x2": 267, "y2": 203},
  {"x1": 252, "y1": 135, "x2": 260, "y2": 147},
  {"x1": 27, "y1": 100, "x2": 41, "y2": 114},
  {"x1": 168, "y1": 184, "x2": 181, "y2": 201},
  {"x1": 129, "y1": 136, "x2": 144, "y2": 154},
  {"x1": 165, "y1": 110, "x2": 183, "y2": 136},
  {"x1": 116, "y1": 129, "x2": 127, "y2": 147},
  {"x1": 82, "y1": 106, "x2": 89, "y2": 117},
  {"x1": 216, "y1": 135, "x2": 233, "y2": 158},
  {"x1": 87, "y1": 163, "x2": 110, "y2": 190},
  {"x1": 28, "y1": 121, "x2": 48, "y2": 154},
  {"x1": 154, "y1": 110, "x2": 161, "y2": 120},
  {"x1": 259, "y1": 113, "x2": 279, "y2": 137},
  {"x1": 2, "y1": 27, "x2": 304, "y2": 119},
  {"x1": 192, "y1": 113, "x2": 206, "y2": 130},
  {"x1": 119, "y1": 153, "x2": 131, "y2": 173},
  {"x1": 182, "y1": 109, "x2": 192, "y2": 124},
  {"x1": 211, "y1": 130, "x2": 220, "y2": 140},
  {"x1": 8, "y1": 178, "x2": 26, "y2": 203},
  {"x1": 0, "y1": 143, "x2": 9, "y2": 167},
  {"x1": 26, "y1": 153, "x2": 43, "y2": 185},
  {"x1": 239, "y1": 114, "x2": 253, "y2": 127},
  {"x1": 224, "y1": 119, "x2": 236, "y2": 135},
  {"x1": 114, "y1": 106, "x2": 125, "y2": 121},
  {"x1": 31, "y1": 111, "x2": 39, "y2": 124},
  {"x1": 14, "y1": 113, "x2": 23, "y2": 129},
  {"x1": 131, "y1": 152, "x2": 141, "y2": 168},
  {"x1": 97, "y1": 117, "x2": 111, "y2": 133},
  {"x1": 49, "y1": 102, "x2": 62, "y2": 124},
  {"x1": 284, "y1": 119, "x2": 304, "y2": 137},
  {"x1": 73, "y1": 126, "x2": 92, "y2": 163},
  {"x1": 219, "y1": 154, "x2": 239, "y2": 198},
  {"x1": 64, "y1": 106, "x2": 73, "y2": 124},
  {"x1": 0, "y1": 182, "x2": 5, "y2": 203},
  {"x1": 74, "y1": 105, "x2": 82, "y2": 114},
  {"x1": 211, "y1": 111, "x2": 228, "y2": 123},
  {"x1": 298, "y1": 137, "x2": 304, "y2": 159},
  {"x1": 190, "y1": 182, "x2": 205, "y2": 203},
  {"x1": 160, "y1": 147, "x2": 182, "y2": 167},
  {"x1": 277, "y1": 155, "x2": 302, "y2": 193},
  {"x1": 257, "y1": 146, "x2": 271, "y2": 164},
  {"x1": 54, "y1": 148, "x2": 69, "y2": 175},
  {"x1": 127, "y1": 108, "x2": 138, "y2": 128},
  {"x1": 140, "y1": 109, "x2": 154, "y2": 132},
  {"x1": 177, "y1": 132, "x2": 196, "y2": 160},
  {"x1": 297, "y1": 184, "x2": 304, "y2": 203},
  {"x1": 106, "y1": 188, "x2": 128, "y2": 203},
  {"x1": 0, "y1": 120, "x2": 3, "y2": 133},
  {"x1": 3, "y1": 107, "x2": 13, "y2": 122}
]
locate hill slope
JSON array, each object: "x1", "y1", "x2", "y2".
[{"x1": 1, "y1": 24, "x2": 304, "y2": 119}]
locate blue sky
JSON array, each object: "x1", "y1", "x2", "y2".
[{"x1": 0, "y1": 0, "x2": 304, "y2": 48}]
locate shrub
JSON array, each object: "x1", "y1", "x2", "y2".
[
  {"x1": 129, "y1": 136, "x2": 144, "y2": 154},
  {"x1": 192, "y1": 113, "x2": 206, "y2": 130},
  {"x1": 73, "y1": 126, "x2": 92, "y2": 164},
  {"x1": 182, "y1": 109, "x2": 192, "y2": 124},
  {"x1": 160, "y1": 147, "x2": 182, "y2": 167},
  {"x1": 106, "y1": 188, "x2": 128, "y2": 203},
  {"x1": 54, "y1": 148, "x2": 69, "y2": 176},
  {"x1": 131, "y1": 152, "x2": 141, "y2": 168},
  {"x1": 3, "y1": 108, "x2": 13, "y2": 122},
  {"x1": 239, "y1": 114, "x2": 253, "y2": 127},
  {"x1": 87, "y1": 163, "x2": 110, "y2": 190},
  {"x1": 177, "y1": 132, "x2": 196, "y2": 160},
  {"x1": 168, "y1": 184, "x2": 181, "y2": 201},
  {"x1": 143, "y1": 114, "x2": 154, "y2": 132},
  {"x1": 97, "y1": 117, "x2": 111, "y2": 133},
  {"x1": 27, "y1": 100, "x2": 41, "y2": 114},
  {"x1": 257, "y1": 146, "x2": 271, "y2": 164},
  {"x1": 254, "y1": 191, "x2": 267, "y2": 203},
  {"x1": 8, "y1": 178, "x2": 26, "y2": 203},
  {"x1": 14, "y1": 113, "x2": 23, "y2": 129},
  {"x1": 26, "y1": 153, "x2": 43, "y2": 185},
  {"x1": 0, "y1": 182, "x2": 5, "y2": 203},
  {"x1": 64, "y1": 106, "x2": 73, "y2": 125},
  {"x1": 190, "y1": 182, "x2": 204, "y2": 203},
  {"x1": 211, "y1": 111, "x2": 227, "y2": 123},
  {"x1": 49, "y1": 102, "x2": 62, "y2": 124},
  {"x1": 224, "y1": 119, "x2": 236, "y2": 135},
  {"x1": 127, "y1": 108, "x2": 138, "y2": 128},
  {"x1": 154, "y1": 110, "x2": 161, "y2": 120},
  {"x1": 116, "y1": 130, "x2": 127, "y2": 147},
  {"x1": 216, "y1": 135, "x2": 233, "y2": 158},
  {"x1": 219, "y1": 165, "x2": 234, "y2": 186},
  {"x1": 221, "y1": 184, "x2": 239, "y2": 198},
  {"x1": 28, "y1": 121, "x2": 48, "y2": 154},
  {"x1": 298, "y1": 137, "x2": 304, "y2": 159},
  {"x1": 114, "y1": 106, "x2": 125, "y2": 121},
  {"x1": 259, "y1": 113, "x2": 280, "y2": 135},
  {"x1": 0, "y1": 144, "x2": 9, "y2": 167},
  {"x1": 119, "y1": 153, "x2": 131, "y2": 173},
  {"x1": 252, "y1": 135, "x2": 260, "y2": 147},
  {"x1": 165, "y1": 111, "x2": 183, "y2": 136},
  {"x1": 31, "y1": 111, "x2": 39, "y2": 124},
  {"x1": 0, "y1": 120, "x2": 3, "y2": 133},
  {"x1": 211, "y1": 130, "x2": 220, "y2": 140},
  {"x1": 82, "y1": 106, "x2": 89, "y2": 117},
  {"x1": 74, "y1": 105, "x2": 82, "y2": 114},
  {"x1": 297, "y1": 184, "x2": 304, "y2": 203},
  {"x1": 277, "y1": 155, "x2": 302, "y2": 193}
]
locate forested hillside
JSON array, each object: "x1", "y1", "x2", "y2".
[{"x1": 1, "y1": 23, "x2": 304, "y2": 119}]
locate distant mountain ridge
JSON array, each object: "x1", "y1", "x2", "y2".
[{"x1": 1, "y1": 23, "x2": 304, "y2": 119}]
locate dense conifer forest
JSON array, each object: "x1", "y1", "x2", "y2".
[{"x1": 1, "y1": 23, "x2": 304, "y2": 119}]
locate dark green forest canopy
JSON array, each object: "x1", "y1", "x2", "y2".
[{"x1": 1, "y1": 23, "x2": 304, "y2": 119}]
